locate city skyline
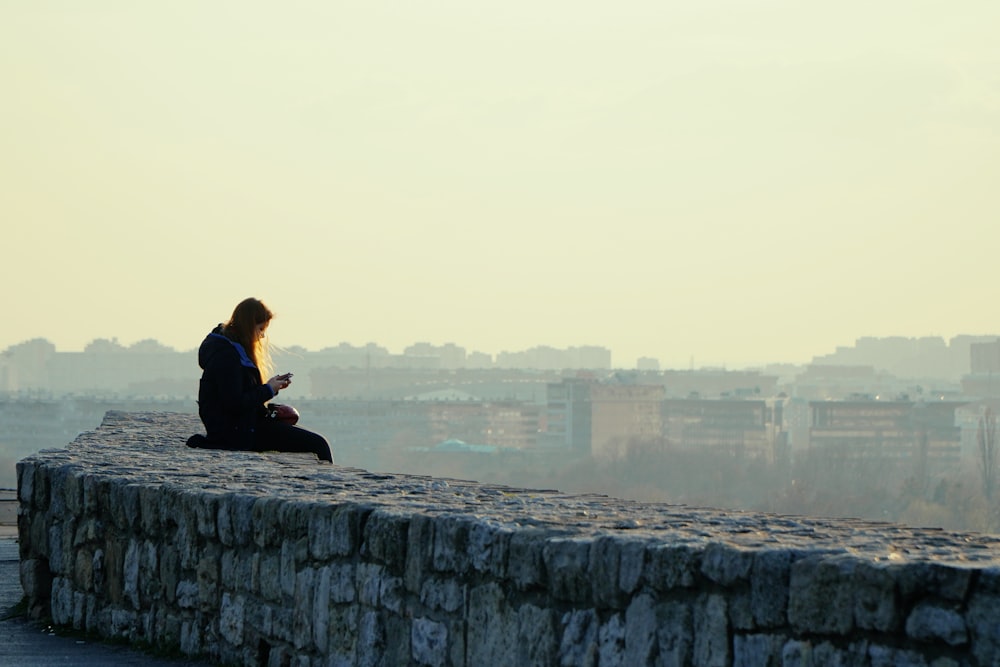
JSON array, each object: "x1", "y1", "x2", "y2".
[
  {"x1": 4, "y1": 2, "x2": 999, "y2": 369},
  {"x1": 3, "y1": 329, "x2": 997, "y2": 373}
]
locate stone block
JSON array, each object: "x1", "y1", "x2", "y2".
[
  {"x1": 700, "y1": 542, "x2": 753, "y2": 587},
  {"x1": 51, "y1": 576, "x2": 73, "y2": 625},
  {"x1": 750, "y1": 549, "x2": 790, "y2": 628},
  {"x1": 853, "y1": 561, "x2": 899, "y2": 632},
  {"x1": 64, "y1": 470, "x2": 83, "y2": 517},
  {"x1": 597, "y1": 612, "x2": 625, "y2": 666},
  {"x1": 733, "y1": 634, "x2": 782, "y2": 667},
  {"x1": 655, "y1": 599, "x2": 693, "y2": 666},
  {"x1": 356, "y1": 609, "x2": 386, "y2": 667},
  {"x1": 16, "y1": 460, "x2": 36, "y2": 506},
  {"x1": 867, "y1": 643, "x2": 928, "y2": 667},
  {"x1": 383, "y1": 612, "x2": 412, "y2": 666},
  {"x1": 154, "y1": 546, "x2": 176, "y2": 605},
  {"x1": 328, "y1": 605, "x2": 360, "y2": 660},
  {"x1": 176, "y1": 579, "x2": 199, "y2": 609},
  {"x1": 48, "y1": 522, "x2": 65, "y2": 575},
  {"x1": 508, "y1": 530, "x2": 546, "y2": 591},
  {"x1": 591, "y1": 536, "x2": 629, "y2": 608},
  {"x1": 618, "y1": 538, "x2": 646, "y2": 597},
  {"x1": 624, "y1": 593, "x2": 657, "y2": 665},
  {"x1": 82, "y1": 472, "x2": 101, "y2": 515},
  {"x1": 311, "y1": 504, "x2": 368, "y2": 561},
  {"x1": 219, "y1": 592, "x2": 245, "y2": 645},
  {"x1": 905, "y1": 600, "x2": 967, "y2": 646},
  {"x1": 293, "y1": 568, "x2": 315, "y2": 650},
  {"x1": 231, "y1": 494, "x2": 256, "y2": 547},
  {"x1": 468, "y1": 518, "x2": 512, "y2": 577},
  {"x1": 216, "y1": 495, "x2": 235, "y2": 546},
  {"x1": 124, "y1": 538, "x2": 141, "y2": 609},
  {"x1": 196, "y1": 544, "x2": 221, "y2": 610},
  {"x1": 788, "y1": 555, "x2": 856, "y2": 635},
  {"x1": 516, "y1": 604, "x2": 557, "y2": 667},
  {"x1": 192, "y1": 491, "x2": 218, "y2": 539},
  {"x1": 420, "y1": 576, "x2": 466, "y2": 613},
  {"x1": 361, "y1": 509, "x2": 410, "y2": 575},
  {"x1": 468, "y1": 582, "x2": 513, "y2": 664},
  {"x1": 432, "y1": 515, "x2": 472, "y2": 574},
  {"x1": 280, "y1": 537, "x2": 308, "y2": 598},
  {"x1": 693, "y1": 593, "x2": 729, "y2": 667},
  {"x1": 260, "y1": 550, "x2": 282, "y2": 602},
  {"x1": 404, "y1": 514, "x2": 435, "y2": 594},
  {"x1": 542, "y1": 537, "x2": 592, "y2": 603},
  {"x1": 559, "y1": 609, "x2": 599, "y2": 667},
  {"x1": 966, "y1": 590, "x2": 1000, "y2": 666},
  {"x1": 357, "y1": 562, "x2": 385, "y2": 607},
  {"x1": 313, "y1": 566, "x2": 331, "y2": 653},
  {"x1": 122, "y1": 483, "x2": 142, "y2": 530},
  {"x1": 412, "y1": 617, "x2": 448, "y2": 667},
  {"x1": 379, "y1": 573, "x2": 405, "y2": 614},
  {"x1": 644, "y1": 542, "x2": 700, "y2": 591},
  {"x1": 74, "y1": 548, "x2": 94, "y2": 591},
  {"x1": 897, "y1": 562, "x2": 974, "y2": 603},
  {"x1": 139, "y1": 485, "x2": 161, "y2": 535},
  {"x1": 72, "y1": 517, "x2": 101, "y2": 548},
  {"x1": 329, "y1": 562, "x2": 357, "y2": 604}
]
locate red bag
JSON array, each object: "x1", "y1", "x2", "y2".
[{"x1": 266, "y1": 403, "x2": 300, "y2": 425}]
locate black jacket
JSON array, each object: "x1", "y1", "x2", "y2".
[{"x1": 196, "y1": 325, "x2": 274, "y2": 449}]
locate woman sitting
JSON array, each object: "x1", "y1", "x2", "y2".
[{"x1": 186, "y1": 297, "x2": 333, "y2": 463}]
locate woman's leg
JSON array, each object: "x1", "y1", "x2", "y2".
[{"x1": 254, "y1": 419, "x2": 334, "y2": 462}]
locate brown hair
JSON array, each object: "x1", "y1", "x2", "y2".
[{"x1": 223, "y1": 297, "x2": 274, "y2": 378}]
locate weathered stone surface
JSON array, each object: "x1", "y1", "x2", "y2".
[
  {"x1": 788, "y1": 555, "x2": 857, "y2": 634},
  {"x1": 15, "y1": 411, "x2": 1000, "y2": 667},
  {"x1": 412, "y1": 617, "x2": 448, "y2": 666},
  {"x1": 543, "y1": 536, "x2": 593, "y2": 603},
  {"x1": 905, "y1": 600, "x2": 967, "y2": 646},
  {"x1": 559, "y1": 609, "x2": 598, "y2": 667}
]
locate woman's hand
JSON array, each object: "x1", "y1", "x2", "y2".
[{"x1": 268, "y1": 373, "x2": 293, "y2": 394}]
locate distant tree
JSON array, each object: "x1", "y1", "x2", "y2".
[{"x1": 977, "y1": 407, "x2": 997, "y2": 504}]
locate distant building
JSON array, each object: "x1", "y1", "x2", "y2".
[
  {"x1": 808, "y1": 399, "x2": 966, "y2": 471},
  {"x1": 662, "y1": 398, "x2": 781, "y2": 460},
  {"x1": 496, "y1": 345, "x2": 611, "y2": 371},
  {"x1": 544, "y1": 378, "x2": 778, "y2": 460},
  {"x1": 659, "y1": 369, "x2": 778, "y2": 399},
  {"x1": 589, "y1": 384, "x2": 665, "y2": 460},
  {"x1": 793, "y1": 365, "x2": 897, "y2": 401},
  {"x1": 970, "y1": 339, "x2": 1000, "y2": 374},
  {"x1": 636, "y1": 357, "x2": 660, "y2": 371},
  {"x1": 810, "y1": 335, "x2": 999, "y2": 381},
  {"x1": 542, "y1": 379, "x2": 593, "y2": 453}
]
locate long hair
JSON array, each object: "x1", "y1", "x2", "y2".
[{"x1": 223, "y1": 297, "x2": 274, "y2": 379}]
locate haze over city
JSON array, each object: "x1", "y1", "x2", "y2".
[{"x1": 4, "y1": 2, "x2": 999, "y2": 368}]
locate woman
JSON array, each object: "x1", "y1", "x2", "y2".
[{"x1": 186, "y1": 297, "x2": 333, "y2": 463}]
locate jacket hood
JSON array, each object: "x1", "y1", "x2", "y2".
[{"x1": 198, "y1": 325, "x2": 258, "y2": 370}]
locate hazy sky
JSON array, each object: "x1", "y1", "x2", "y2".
[{"x1": 3, "y1": 2, "x2": 998, "y2": 368}]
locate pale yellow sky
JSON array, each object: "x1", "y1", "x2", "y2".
[{"x1": 2, "y1": 2, "x2": 998, "y2": 368}]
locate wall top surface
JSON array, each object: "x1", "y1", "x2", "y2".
[{"x1": 19, "y1": 411, "x2": 1000, "y2": 567}]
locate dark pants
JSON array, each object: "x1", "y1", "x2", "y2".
[
  {"x1": 252, "y1": 419, "x2": 334, "y2": 462},
  {"x1": 188, "y1": 419, "x2": 333, "y2": 463}
]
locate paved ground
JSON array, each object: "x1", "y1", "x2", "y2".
[{"x1": 0, "y1": 489, "x2": 215, "y2": 666}]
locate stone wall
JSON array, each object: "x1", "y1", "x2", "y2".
[{"x1": 15, "y1": 412, "x2": 1000, "y2": 666}]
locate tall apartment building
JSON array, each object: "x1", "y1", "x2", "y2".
[
  {"x1": 808, "y1": 400, "x2": 965, "y2": 471},
  {"x1": 542, "y1": 379, "x2": 593, "y2": 453},
  {"x1": 662, "y1": 398, "x2": 781, "y2": 460},
  {"x1": 589, "y1": 384, "x2": 665, "y2": 459}
]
